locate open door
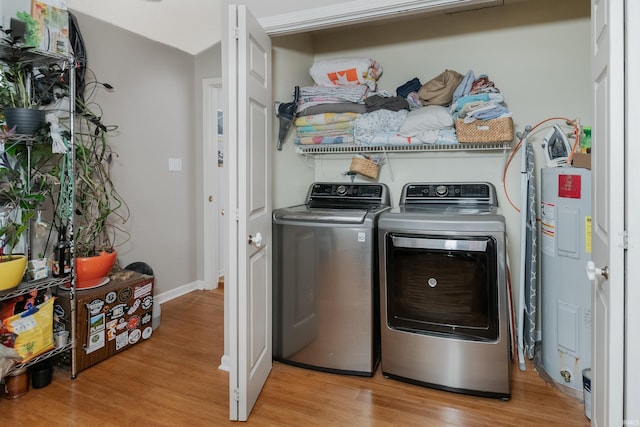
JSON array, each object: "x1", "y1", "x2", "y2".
[
  {"x1": 224, "y1": 4, "x2": 273, "y2": 421},
  {"x1": 590, "y1": 0, "x2": 625, "y2": 424}
]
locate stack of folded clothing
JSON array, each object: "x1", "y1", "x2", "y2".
[
  {"x1": 449, "y1": 70, "x2": 510, "y2": 123},
  {"x1": 294, "y1": 58, "x2": 383, "y2": 145},
  {"x1": 294, "y1": 111, "x2": 359, "y2": 145},
  {"x1": 449, "y1": 70, "x2": 514, "y2": 143}
]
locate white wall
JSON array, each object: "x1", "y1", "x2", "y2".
[
  {"x1": 270, "y1": 0, "x2": 591, "y2": 324},
  {"x1": 271, "y1": 33, "x2": 317, "y2": 208},
  {"x1": 73, "y1": 12, "x2": 199, "y2": 297}
]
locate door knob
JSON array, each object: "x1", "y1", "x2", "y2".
[
  {"x1": 586, "y1": 261, "x2": 609, "y2": 280},
  {"x1": 248, "y1": 232, "x2": 263, "y2": 247}
]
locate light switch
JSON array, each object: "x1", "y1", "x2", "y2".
[{"x1": 168, "y1": 158, "x2": 182, "y2": 171}]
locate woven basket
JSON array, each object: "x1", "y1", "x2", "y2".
[
  {"x1": 455, "y1": 117, "x2": 514, "y2": 143},
  {"x1": 350, "y1": 156, "x2": 379, "y2": 179}
]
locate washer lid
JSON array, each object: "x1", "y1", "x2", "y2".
[{"x1": 273, "y1": 205, "x2": 368, "y2": 224}]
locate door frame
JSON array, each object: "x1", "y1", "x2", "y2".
[
  {"x1": 202, "y1": 77, "x2": 223, "y2": 291},
  {"x1": 215, "y1": 0, "x2": 637, "y2": 421},
  {"x1": 625, "y1": 0, "x2": 640, "y2": 422}
]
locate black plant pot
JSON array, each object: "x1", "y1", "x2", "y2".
[
  {"x1": 29, "y1": 359, "x2": 52, "y2": 389},
  {"x1": 4, "y1": 107, "x2": 47, "y2": 135}
]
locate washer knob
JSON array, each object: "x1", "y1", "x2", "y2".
[
  {"x1": 435, "y1": 185, "x2": 448, "y2": 197},
  {"x1": 336, "y1": 185, "x2": 348, "y2": 195}
]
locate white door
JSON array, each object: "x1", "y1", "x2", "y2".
[
  {"x1": 224, "y1": 4, "x2": 273, "y2": 421},
  {"x1": 590, "y1": 0, "x2": 625, "y2": 425}
]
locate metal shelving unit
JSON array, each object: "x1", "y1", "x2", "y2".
[{"x1": 0, "y1": 42, "x2": 76, "y2": 378}]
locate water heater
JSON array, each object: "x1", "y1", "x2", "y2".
[{"x1": 539, "y1": 167, "x2": 592, "y2": 399}]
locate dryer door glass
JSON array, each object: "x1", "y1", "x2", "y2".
[{"x1": 385, "y1": 233, "x2": 499, "y2": 341}]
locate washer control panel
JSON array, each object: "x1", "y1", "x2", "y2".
[{"x1": 307, "y1": 182, "x2": 390, "y2": 208}]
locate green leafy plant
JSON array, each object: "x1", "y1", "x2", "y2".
[
  {"x1": 72, "y1": 84, "x2": 129, "y2": 258},
  {"x1": 34, "y1": 67, "x2": 130, "y2": 259},
  {"x1": 0, "y1": 137, "x2": 54, "y2": 260},
  {"x1": 0, "y1": 26, "x2": 65, "y2": 109},
  {"x1": 0, "y1": 24, "x2": 129, "y2": 261}
]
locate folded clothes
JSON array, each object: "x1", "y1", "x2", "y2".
[
  {"x1": 354, "y1": 109, "x2": 408, "y2": 144},
  {"x1": 295, "y1": 135, "x2": 355, "y2": 145},
  {"x1": 434, "y1": 128, "x2": 459, "y2": 145},
  {"x1": 359, "y1": 132, "x2": 424, "y2": 146},
  {"x1": 297, "y1": 103, "x2": 367, "y2": 116},
  {"x1": 300, "y1": 85, "x2": 369, "y2": 100},
  {"x1": 469, "y1": 75, "x2": 500, "y2": 94},
  {"x1": 396, "y1": 77, "x2": 422, "y2": 98},
  {"x1": 459, "y1": 100, "x2": 511, "y2": 123},
  {"x1": 365, "y1": 95, "x2": 410, "y2": 112},
  {"x1": 296, "y1": 122, "x2": 354, "y2": 134},
  {"x1": 452, "y1": 69, "x2": 476, "y2": 103},
  {"x1": 294, "y1": 112, "x2": 359, "y2": 126}
]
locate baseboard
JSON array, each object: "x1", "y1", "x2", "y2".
[{"x1": 154, "y1": 280, "x2": 205, "y2": 305}]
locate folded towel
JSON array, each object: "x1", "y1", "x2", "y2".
[
  {"x1": 295, "y1": 135, "x2": 354, "y2": 145},
  {"x1": 294, "y1": 112, "x2": 359, "y2": 126}
]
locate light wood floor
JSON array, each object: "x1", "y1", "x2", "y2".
[{"x1": 1, "y1": 288, "x2": 590, "y2": 426}]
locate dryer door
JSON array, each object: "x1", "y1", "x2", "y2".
[{"x1": 384, "y1": 233, "x2": 499, "y2": 341}]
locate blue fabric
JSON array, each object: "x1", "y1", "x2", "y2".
[
  {"x1": 456, "y1": 94, "x2": 490, "y2": 110},
  {"x1": 452, "y1": 69, "x2": 476, "y2": 102},
  {"x1": 396, "y1": 77, "x2": 421, "y2": 98}
]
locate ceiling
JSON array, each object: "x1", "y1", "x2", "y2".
[
  {"x1": 66, "y1": 0, "x2": 346, "y2": 55},
  {"x1": 66, "y1": 0, "x2": 518, "y2": 55}
]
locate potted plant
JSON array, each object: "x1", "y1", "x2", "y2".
[
  {"x1": 40, "y1": 63, "x2": 129, "y2": 288},
  {"x1": 1, "y1": 24, "x2": 128, "y2": 289},
  {"x1": 71, "y1": 86, "x2": 129, "y2": 287},
  {"x1": 0, "y1": 26, "x2": 61, "y2": 135}
]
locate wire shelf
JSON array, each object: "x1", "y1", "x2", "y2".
[
  {"x1": 0, "y1": 41, "x2": 73, "y2": 66},
  {"x1": 0, "y1": 277, "x2": 68, "y2": 301},
  {"x1": 295, "y1": 142, "x2": 512, "y2": 155},
  {"x1": 7, "y1": 342, "x2": 72, "y2": 375}
]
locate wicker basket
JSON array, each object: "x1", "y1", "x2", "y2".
[
  {"x1": 350, "y1": 156, "x2": 379, "y2": 179},
  {"x1": 455, "y1": 117, "x2": 514, "y2": 143}
]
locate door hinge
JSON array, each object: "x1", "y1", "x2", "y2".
[
  {"x1": 621, "y1": 230, "x2": 629, "y2": 249},
  {"x1": 234, "y1": 208, "x2": 240, "y2": 221},
  {"x1": 234, "y1": 27, "x2": 240, "y2": 40},
  {"x1": 233, "y1": 388, "x2": 240, "y2": 402}
]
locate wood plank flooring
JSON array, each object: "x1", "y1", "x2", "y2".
[{"x1": 1, "y1": 289, "x2": 590, "y2": 426}]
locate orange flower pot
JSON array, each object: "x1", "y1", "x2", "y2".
[{"x1": 75, "y1": 250, "x2": 117, "y2": 289}]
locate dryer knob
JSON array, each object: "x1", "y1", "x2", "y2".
[
  {"x1": 435, "y1": 185, "x2": 448, "y2": 197},
  {"x1": 336, "y1": 185, "x2": 348, "y2": 195}
]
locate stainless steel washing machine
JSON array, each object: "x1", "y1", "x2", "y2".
[
  {"x1": 378, "y1": 182, "x2": 510, "y2": 398},
  {"x1": 272, "y1": 182, "x2": 391, "y2": 376}
]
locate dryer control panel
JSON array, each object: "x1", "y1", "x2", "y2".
[{"x1": 401, "y1": 182, "x2": 497, "y2": 206}]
